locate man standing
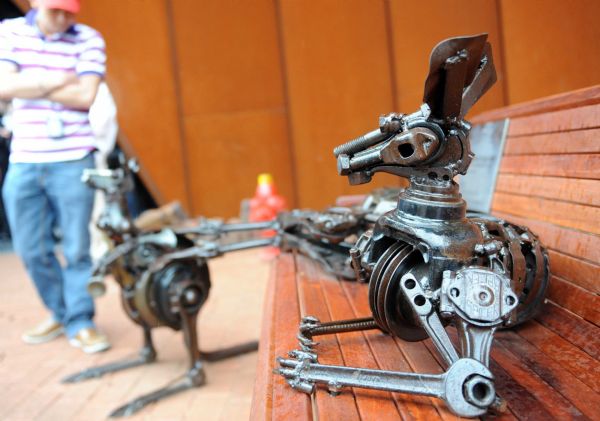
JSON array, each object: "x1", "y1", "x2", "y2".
[{"x1": 0, "y1": 0, "x2": 110, "y2": 353}]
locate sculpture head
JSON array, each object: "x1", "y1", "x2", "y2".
[{"x1": 335, "y1": 34, "x2": 496, "y2": 186}]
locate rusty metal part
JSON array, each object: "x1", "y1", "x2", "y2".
[{"x1": 276, "y1": 34, "x2": 549, "y2": 418}]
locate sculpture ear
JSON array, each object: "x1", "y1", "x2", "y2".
[
  {"x1": 459, "y1": 42, "x2": 497, "y2": 118},
  {"x1": 423, "y1": 34, "x2": 496, "y2": 120}
]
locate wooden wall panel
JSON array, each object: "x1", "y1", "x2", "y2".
[
  {"x1": 388, "y1": 0, "x2": 507, "y2": 117},
  {"x1": 78, "y1": 1, "x2": 189, "y2": 208},
  {"x1": 183, "y1": 110, "x2": 292, "y2": 218},
  {"x1": 278, "y1": 0, "x2": 400, "y2": 209},
  {"x1": 499, "y1": 0, "x2": 600, "y2": 104},
  {"x1": 172, "y1": 1, "x2": 286, "y2": 116},
  {"x1": 170, "y1": 0, "x2": 294, "y2": 217}
]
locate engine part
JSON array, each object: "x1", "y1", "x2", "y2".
[{"x1": 275, "y1": 34, "x2": 550, "y2": 418}]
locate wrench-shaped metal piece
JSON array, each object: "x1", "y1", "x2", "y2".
[
  {"x1": 276, "y1": 357, "x2": 495, "y2": 418},
  {"x1": 400, "y1": 273, "x2": 459, "y2": 366},
  {"x1": 455, "y1": 319, "x2": 496, "y2": 366}
]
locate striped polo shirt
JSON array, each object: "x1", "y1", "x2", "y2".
[{"x1": 0, "y1": 10, "x2": 106, "y2": 163}]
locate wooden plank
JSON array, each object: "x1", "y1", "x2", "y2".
[
  {"x1": 507, "y1": 103, "x2": 600, "y2": 137},
  {"x1": 492, "y1": 212, "x2": 600, "y2": 264},
  {"x1": 547, "y1": 276, "x2": 600, "y2": 326},
  {"x1": 250, "y1": 260, "x2": 277, "y2": 421},
  {"x1": 547, "y1": 249, "x2": 600, "y2": 294},
  {"x1": 535, "y1": 302, "x2": 600, "y2": 361},
  {"x1": 492, "y1": 332, "x2": 598, "y2": 419},
  {"x1": 270, "y1": 254, "x2": 312, "y2": 421},
  {"x1": 472, "y1": 85, "x2": 600, "y2": 123},
  {"x1": 488, "y1": 360, "x2": 556, "y2": 421},
  {"x1": 342, "y1": 281, "x2": 445, "y2": 420},
  {"x1": 514, "y1": 321, "x2": 600, "y2": 392},
  {"x1": 499, "y1": 154, "x2": 600, "y2": 180},
  {"x1": 503, "y1": 128, "x2": 600, "y2": 155},
  {"x1": 495, "y1": 174, "x2": 600, "y2": 207},
  {"x1": 492, "y1": 192, "x2": 600, "y2": 235},
  {"x1": 317, "y1": 265, "x2": 402, "y2": 421},
  {"x1": 295, "y1": 255, "x2": 362, "y2": 421}
]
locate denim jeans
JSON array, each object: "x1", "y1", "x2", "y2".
[{"x1": 3, "y1": 154, "x2": 96, "y2": 338}]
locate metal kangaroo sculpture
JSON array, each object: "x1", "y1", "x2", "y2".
[
  {"x1": 62, "y1": 159, "x2": 261, "y2": 417},
  {"x1": 275, "y1": 34, "x2": 550, "y2": 418}
]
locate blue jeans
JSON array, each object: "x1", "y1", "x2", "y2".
[{"x1": 3, "y1": 154, "x2": 96, "y2": 338}]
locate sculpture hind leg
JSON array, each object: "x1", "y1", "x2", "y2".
[
  {"x1": 62, "y1": 326, "x2": 157, "y2": 383},
  {"x1": 108, "y1": 283, "x2": 257, "y2": 417},
  {"x1": 108, "y1": 284, "x2": 206, "y2": 417}
]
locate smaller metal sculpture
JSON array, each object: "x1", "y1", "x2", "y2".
[{"x1": 62, "y1": 158, "x2": 262, "y2": 417}]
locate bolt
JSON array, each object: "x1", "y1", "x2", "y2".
[
  {"x1": 327, "y1": 381, "x2": 342, "y2": 396},
  {"x1": 333, "y1": 128, "x2": 386, "y2": 157},
  {"x1": 464, "y1": 376, "x2": 496, "y2": 408},
  {"x1": 337, "y1": 154, "x2": 351, "y2": 175}
]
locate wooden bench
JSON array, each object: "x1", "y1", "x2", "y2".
[{"x1": 250, "y1": 86, "x2": 600, "y2": 420}]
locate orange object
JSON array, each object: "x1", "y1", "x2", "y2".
[
  {"x1": 249, "y1": 173, "x2": 287, "y2": 222},
  {"x1": 249, "y1": 174, "x2": 286, "y2": 259}
]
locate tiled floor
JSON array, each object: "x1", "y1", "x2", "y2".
[{"x1": 0, "y1": 249, "x2": 271, "y2": 421}]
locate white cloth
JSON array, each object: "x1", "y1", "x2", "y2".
[
  {"x1": 89, "y1": 82, "x2": 118, "y2": 262},
  {"x1": 89, "y1": 82, "x2": 117, "y2": 159}
]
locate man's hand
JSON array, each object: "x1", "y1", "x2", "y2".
[
  {"x1": 0, "y1": 61, "x2": 77, "y2": 100},
  {"x1": 42, "y1": 71, "x2": 79, "y2": 92},
  {"x1": 46, "y1": 73, "x2": 102, "y2": 109}
]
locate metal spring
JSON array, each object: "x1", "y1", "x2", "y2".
[{"x1": 309, "y1": 318, "x2": 379, "y2": 336}]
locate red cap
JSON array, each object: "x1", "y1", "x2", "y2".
[{"x1": 40, "y1": 0, "x2": 81, "y2": 14}]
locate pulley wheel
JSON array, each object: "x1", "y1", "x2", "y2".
[
  {"x1": 383, "y1": 247, "x2": 427, "y2": 341},
  {"x1": 133, "y1": 259, "x2": 211, "y2": 330},
  {"x1": 368, "y1": 242, "x2": 409, "y2": 331},
  {"x1": 152, "y1": 260, "x2": 211, "y2": 330}
]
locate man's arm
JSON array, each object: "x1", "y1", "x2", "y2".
[
  {"x1": 0, "y1": 61, "x2": 76, "y2": 100},
  {"x1": 45, "y1": 73, "x2": 102, "y2": 110}
]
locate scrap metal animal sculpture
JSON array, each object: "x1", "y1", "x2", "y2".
[
  {"x1": 62, "y1": 158, "x2": 262, "y2": 417},
  {"x1": 275, "y1": 34, "x2": 549, "y2": 417}
]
